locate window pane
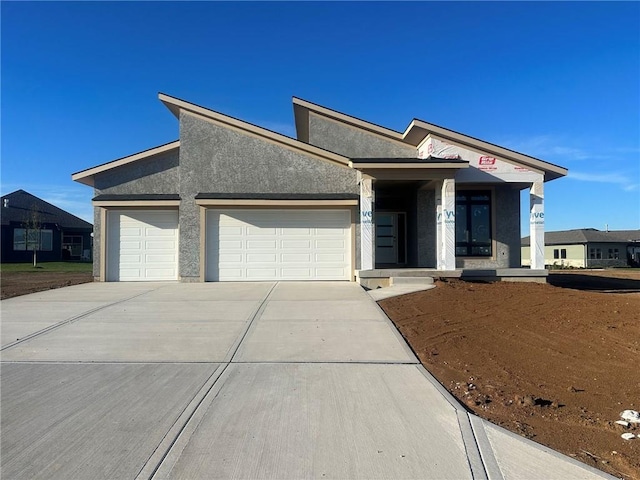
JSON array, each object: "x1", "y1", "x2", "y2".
[
  {"x1": 561, "y1": 249, "x2": 567, "y2": 259},
  {"x1": 26, "y1": 230, "x2": 39, "y2": 250},
  {"x1": 470, "y1": 205, "x2": 490, "y2": 243},
  {"x1": 553, "y1": 249, "x2": 559, "y2": 259},
  {"x1": 470, "y1": 194, "x2": 490, "y2": 201},
  {"x1": 41, "y1": 230, "x2": 53, "y2": 251},
  {"x1": 13, "y1": 228, "x2": 26, "y2": 250},
  {"x1": 455, "y1": 205, "x2": 467, "y2": 243}
]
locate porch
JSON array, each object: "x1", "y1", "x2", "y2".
[{"x1": 357, "y1": 268, "x2": 549, "y2": 289}]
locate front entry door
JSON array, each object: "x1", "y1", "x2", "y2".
[{"x1": 375, "y1": 213, "x2": 404, "y2": 264}]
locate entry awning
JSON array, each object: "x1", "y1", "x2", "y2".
[{"x1": 349, "y1": 156, "x2": 468, "y2": 180}]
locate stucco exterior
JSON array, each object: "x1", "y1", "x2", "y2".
[
  {"x1": 178, "y1": 112, "x2": 358, "y2": 280},
  {"x1": 308, "y1": 113, "x2": 416, "y2": 159},
  {"x1": 72, "y1": 93, "x2": 568, "y2": 282},
  {"x1": 94, "y1": 149, "x2": 179, "y2": 195}
]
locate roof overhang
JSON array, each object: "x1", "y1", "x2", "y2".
[
  {"x1": 406, "y1": 121, "x2": 567, "y2": 181},
  {"x1": 349, "y1": 156, "x2": 468, "y2": 181},
  {"x1": 293, "y1": 97, "x2": 568, "y2": 182},
  {"x1": 71, "y1": 141, "x2": 180, "y2": 186}
]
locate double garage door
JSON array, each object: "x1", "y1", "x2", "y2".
[{"x1": 106, "y1": 209, "x2": 351, "y2": 281}]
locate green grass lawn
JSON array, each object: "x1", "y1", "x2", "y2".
[{"x1": 1, "y1": 262, "x2": 93, "y2": 273}]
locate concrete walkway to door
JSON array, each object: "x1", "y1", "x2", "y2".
[{"x1": 1, "y1": 282, "x2": 612, "y2": 479}]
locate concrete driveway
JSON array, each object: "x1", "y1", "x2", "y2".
[{"x1": 1, "y1": 282, "x2": 610, "y2": 479}]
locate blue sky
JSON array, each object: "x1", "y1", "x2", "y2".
[{"x1": 2, "y1": 1, "x2": 639, "y2": 234}]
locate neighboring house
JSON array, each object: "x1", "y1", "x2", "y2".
[
  {"x1": 522, "y1": 229, "x2": 640, "y2": 268},
  {"x1": 72, "y1": 93, "x2": 567, "y2": 283},
  {"x1": 1, "y1": 190, "x2": 93, "y2": 263}
]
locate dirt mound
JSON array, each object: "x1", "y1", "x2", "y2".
[
  {"x1": 379, "y1": 273, "x2": 640, "y2": 479},
  {"x1": 1, "y1": 272, "x2": 93, "y2": 300}
]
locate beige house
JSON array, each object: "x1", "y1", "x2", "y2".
[{"x1": 522, "y1": 229, "x2": 640, "y2": 268}]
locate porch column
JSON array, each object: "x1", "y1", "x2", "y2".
[
  {"x1": 436, "y1": 178, "x2": 456, "y2": 270},
  {"x1": 529, "y1": 180, "x2": 545, "y2": 269},
  {"x1": 360, "y1": 176, "x2": 375, "y2": 270}
]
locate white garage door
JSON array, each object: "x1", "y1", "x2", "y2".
[
  {"x1": 107, "y1": 210, "x2": 178, "y2": 281},
  {"x1": 206, "y1": 209, "x2": 351, "y2": 281}
]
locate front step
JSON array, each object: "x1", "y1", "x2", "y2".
[{"x1": 390, "y1": 276, "x2": 434, "y2": 286}]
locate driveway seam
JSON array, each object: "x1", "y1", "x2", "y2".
[
  {"x1": 468, "y1": 415, "x2": 504, "y2": 480},
  {"x1": 136, "y1": 282, "x2": 278, "y2": 480},
  {"x1": 0, "y1": 287, "x2": 166, "y2": 351}
]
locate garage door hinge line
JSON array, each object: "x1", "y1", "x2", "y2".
[{"x1": 0, "y1": 288, "x2": 164, "y2": 352}]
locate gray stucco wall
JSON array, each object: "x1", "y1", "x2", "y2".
[
  {"x1": 308, "y1": 113, "x2": 416, "y2": 159},
  {"x1": 93, "y1": 206, "x2": 101, "y2": 279},
  {"x1": 456, "y1": 186, "x2": 521, "y2": 269},
  {"x1": 93, "y1": 149, "x2": 179, "y2": 195},
  {"x1": 416, "y1": 189, "x2": 436, "y2": 267},
  {"x1": 179, "y1": 112, "x2": 358, "y2": 279}
]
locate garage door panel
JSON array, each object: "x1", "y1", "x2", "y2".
[
  {"x1": 281, "y1": 239, "x2": 311, "y2": 249},
  {"x1": 246, "y1": 268, "x2": 278, "y2": 279},
  {"x1": 316, "y1": 239, "x2": 346, "y2": 249},
  {"x1": 107, "y1": 210, "x2": 178, "y2": 282},
  {"x1": 247, "y1": 253, "x2": 276, "y2": 263},
  {"x1": 145, "y1": 240, "x2": 177, "y2": 250},
  {"x1": 206, "y1": 209, "x2": 350, "y2": 281},
  {"x1": 281, "y1": 253, "x2": 311, "y2": 263},
  {"x1": 247, "y1": 240, "x2": 277, "y2": 249},
  {"x1": 247, "y1": 227, "x2": 277, "y2": 236},
  {"x1": 316, "y1": 253, "x2": 346, "y2": 262}
]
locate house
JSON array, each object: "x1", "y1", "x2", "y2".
[
  {"x1": 71, "y1": 93, "x2": 567, "y2": 283},
  {"x1": 522, "y1": 229, "x2": 640, "y2": 268},
  {"x1": 1, "y1": 190, "x2": 93, "y2": 263}
]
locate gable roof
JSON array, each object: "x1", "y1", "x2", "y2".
[
  {"x1": 522, "y1": 229, "x2": 640, "y2": 246},
  {"x1": 1, "y1": 190, "x2": 92, "y2": 229},
  {"x1": 293, "y1": 97, "x2": 568, "y2": 181}
]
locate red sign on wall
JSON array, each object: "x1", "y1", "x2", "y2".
[{"x1": 479, "y1": 156, "x2": 496, "y2": 165}]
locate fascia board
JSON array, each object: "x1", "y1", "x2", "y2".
[{"x1": 71, "y1": 141, "x2": 180, "y2": 186}]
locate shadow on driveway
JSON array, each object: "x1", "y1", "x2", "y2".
[{"x1": 548, "y1": 272, "x2": 640, "y2": 293}]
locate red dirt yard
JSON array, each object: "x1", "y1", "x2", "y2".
[{"x1": 380, "y1": 270, "x2": 640, "y2": 480}]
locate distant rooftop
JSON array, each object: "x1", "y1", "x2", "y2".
[
  {"x1": 1, "y1": 190, "x2": 92, "y2": 229},
  {"x1": 522, "y1": 228, "x2": 640, "y2": 246}
]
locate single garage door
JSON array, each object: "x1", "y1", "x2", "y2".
[
  {"x1": 107, "y1": 210, "x2": 178, "y2": 281},
  {"x1": 206, "y1": 209, "x2": 351, "y2": 281}
]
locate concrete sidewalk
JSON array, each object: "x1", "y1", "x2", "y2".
[{"x1": 1, "y1": 282, "x2": 612, "y2": 479}]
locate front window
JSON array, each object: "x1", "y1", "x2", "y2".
[
  {"x1": 63, "y1": 235, "x2": 83, "y2": 257},
  {"x1": 590, "y1": 248, "x2": 602, "y2": 259},
  {"x1": 608, "y1": 248, "x2": 619, "y2": 260},
  {"x1": 455, "y1": 191, "x2": 492, "y2": 257},
  {"x1": 13, "y1": 228, "x2": 53, "y2": 251}
]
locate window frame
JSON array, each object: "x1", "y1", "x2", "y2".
[{"x1": 455, "y1": 190, "x2": 492, "y2": 257}]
